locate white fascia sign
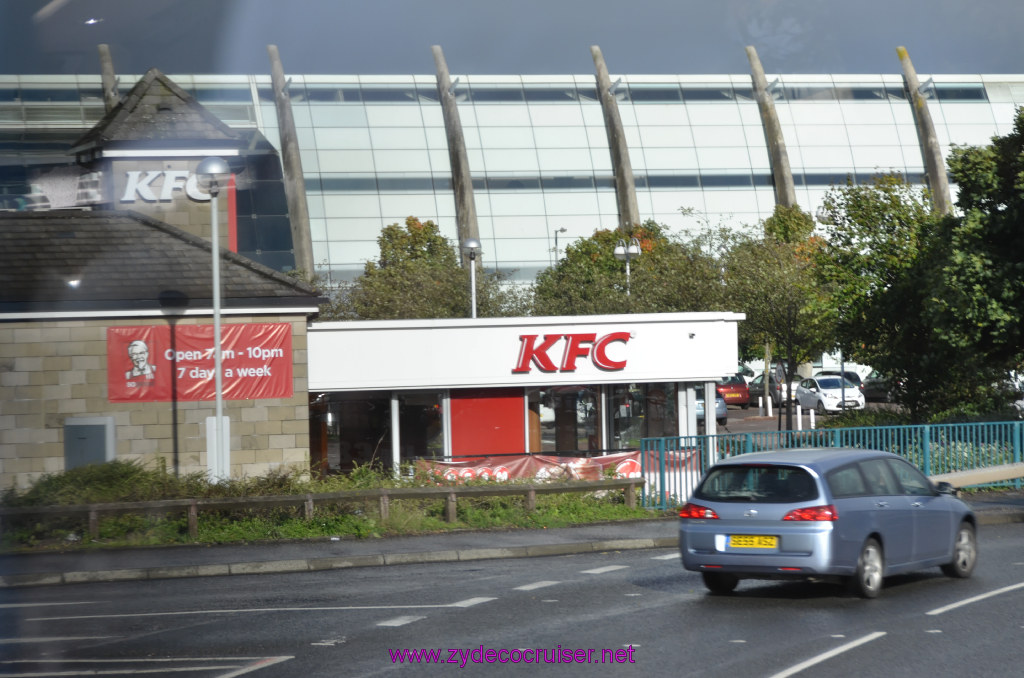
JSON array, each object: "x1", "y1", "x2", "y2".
[{"x1": 308, "y1": 312, "x2": 745, "y2": 392}]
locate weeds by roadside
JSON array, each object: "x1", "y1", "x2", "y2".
[{"x1": 0, "y1": 460, "x2": 658, "y2": 551}]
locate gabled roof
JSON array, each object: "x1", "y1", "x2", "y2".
[
  {"x1": 0, "y1": 211, "x2": 323, "y2": 316},
  {"x1": 71, "y1": 68, "x2": 239, "y2": 155}
]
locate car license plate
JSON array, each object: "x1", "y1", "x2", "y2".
[
  {"x1": 728, "y1": 534, "x2": 777, "y2": 549},
  {"x1": 844, "y1": 400, "x2": 858, "y2": 408},
  {"x1": 725, "y1": 393, "x2": 738, "y2": 398}
]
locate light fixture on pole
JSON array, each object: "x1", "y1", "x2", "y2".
[
  {"x1": 196, "y1": 156, "x2": 231, "y2": 480},
  {"x1": 461, "y1": 237, "x2": 481, "y2": 319},
  {"x1": 553, "y1": 227, "x2": 567, "y2": 261},
  {"x1": 613, "y1": 237, "x2": 642, "y2": 296}
]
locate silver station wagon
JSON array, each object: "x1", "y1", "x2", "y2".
[{"x1": 678, "y1": 448, "x2": 977, "y2": 598}]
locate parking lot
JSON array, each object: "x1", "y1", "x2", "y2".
[{"x1": 714, "y1": 400, "x2": 881, "y2": 434}]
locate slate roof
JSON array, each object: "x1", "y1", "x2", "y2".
[
  {"x1": 0, "y1": 211, "x2": 323, "y2": 315},
  {"x1": 71, "y1": 68, "x2": 239, "y2": 154}
]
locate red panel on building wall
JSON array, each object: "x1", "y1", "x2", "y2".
[{"x1": 450, "y1": 387, "x2": 524, "y2": 456}]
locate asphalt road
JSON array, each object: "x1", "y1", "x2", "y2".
[{"x1": 3, "y1": 522, "x2": 1023, "y2": 677}]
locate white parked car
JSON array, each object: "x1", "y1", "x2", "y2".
[{"x1": 796, "y1": 376, "x2": 865, "y2": 414}]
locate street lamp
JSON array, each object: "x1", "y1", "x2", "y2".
[
  {"x1": 553, "y1": 227, "x2": 567, "y2": 261},
  {"x1": 614, "y1": 237, "x2": 642, "y2": 296},
  {"x1": 461, "y1": 237, "x2": 481, "y2": 318},
  {"x1": 196, "y1": 156, "x2": 231, "y2": 480}
]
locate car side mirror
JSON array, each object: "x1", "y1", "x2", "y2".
[{"x1": 935, "y1": 481, "x2": 959, "y2": 496}]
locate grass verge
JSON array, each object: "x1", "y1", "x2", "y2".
[{"x1": 1, "y1": 460, "x2": 661, "y2": 551}]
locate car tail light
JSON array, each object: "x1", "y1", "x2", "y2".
[
  {"x1": 783, "y1": 504, "x2": 838, "y2": 521},
  {"x1": 679, "y1": 503, "x2": 719, "y2": 519}
]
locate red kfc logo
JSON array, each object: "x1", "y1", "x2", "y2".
[
  {"x1": 614, "y1": 459, "x2": 642, "y2": 479},
  {"x1": 512, "y1": 332, "x2": 631, "y2": 373}
]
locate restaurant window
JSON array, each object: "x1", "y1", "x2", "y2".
[
  {"x1": 607, "y1": 383, "x2": 677, "y2": 450},
  {"x1": 398, "y1": 391, "x2": 445, "y2": 462},
  {"x1": 315, "y1": 392, "x2": 392, "y2": 473},
  {"x1": 528, "y1": 386, "x2": 601, "y2": 455}
]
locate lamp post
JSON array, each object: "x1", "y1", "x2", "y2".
[
  {"x1": 462, "y1": 237, "x2": 481, "y2": 318},
  {"x1": 613, "y1": 237, "x2": 642, "y2": 296},
  {"x1": 553, "y1": 227, "x2": 567, "y2": 262},
  {"x1": 196, "y1": 156, "x2": 231, "y2": 480}
]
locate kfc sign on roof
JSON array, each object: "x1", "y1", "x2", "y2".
[{"x1": 512, "y1": 332, "x2": 631, "y2": 373}]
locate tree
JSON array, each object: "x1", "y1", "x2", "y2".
[
  {"x1": 321, "y1": 217, "x2": 530, "y2": 320},
  {"x1": 815, "y1": 166, "x2": 1021, "y2": 421},
  {"x1": 935, "y1": 109, "x2": 1024, "y2": 371},
  {"x1": 814, "y1": 175, "x2": 941, "y2": 418},
  {"x1": 724, "y1": 206, "x2": 833, "y2": 429},
  {"x1": 532, "y1": 220, "x2": 729, "y2": 316}
]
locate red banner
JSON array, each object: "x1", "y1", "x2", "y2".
[
  {"x1": 416, "y1": 450, "x2": 648, "y2": 484},
  {"x1": 107, "y1": 323, "x2": 293, "y2": 402}
]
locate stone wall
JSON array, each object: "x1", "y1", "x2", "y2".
[{"x1": 0, "y1": 314, "x2": 310, "y2": 490}]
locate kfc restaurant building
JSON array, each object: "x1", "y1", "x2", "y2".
[{"x1": 307, "y1": 312, "x2": 743, "y2": 474}]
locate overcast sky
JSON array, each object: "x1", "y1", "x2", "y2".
[{"x1": 4, "y1": 0, "x2": 1023, "y2": 77}]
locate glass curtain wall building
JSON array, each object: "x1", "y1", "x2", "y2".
[{"x1": 3, "y1": 72, "x2": 1024, "y2": 282}]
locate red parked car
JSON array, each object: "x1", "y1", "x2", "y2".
[{"x1": 716, "y1": 374, "x2": 751, "y2": 409}]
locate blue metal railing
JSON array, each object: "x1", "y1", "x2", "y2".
[{"x1": 640, "y1": 420, "x2": 1024, "y2": 509}]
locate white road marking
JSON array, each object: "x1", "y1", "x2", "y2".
[
  {"x1": 515, "y1": 581, "x2": 560, "y2": 591},
  {"x1": 729, "y1": 639, "x2": 747, "y2": 643},
  {"x1": 581, "y1": 565, "x2": 630, "y2": 574},
  {"x1": 377, "y1": 615, "x2": 427, "y2": 627},
  {"x1": 768, "y1": 632, "x2": 886, "y2": 678},
  {"x1": 217, "y1": 656, "x2": 294, "y2": 678},
  {"x1": 926, "y1": 629, "x2": 943, "y2": 633},
  {"x1": 651, "y1": 553, "x2": 680, "y2": 560},
  {"x1": 926, "y1": 581, "x2": 1024, "y2": 616},
  {"x1": 311, "y1": 638, "x2": 346, "y2": 647},
  {"x1": 0, "y1": 601, "x2": 99, "y2": 609},
  {"x1": 0, "y1": 636, "x2": 112, "y2": 644},
  {"x1": 30, "y1": 597, "x2": 497, "y2": 621},
  {"x1": 450, "y1": 597, "x2": 497, "y2": 607},
  {"x1": 0, "y1": 656, "x2": 293, "y2": 677}
]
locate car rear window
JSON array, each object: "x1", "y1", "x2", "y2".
[{"x1": 694, "y1": 465, "x2": 819, "y2": 503}]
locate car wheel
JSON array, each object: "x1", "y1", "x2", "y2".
[
  {"x1": 740, "y1": 403, "x2": 750, "y2": 410},
  {"x1": 816, "y1": 401, "x2": 827, "y2": 416},
  {"x1": 940, "y1": 521, "x2": 977, "y2": 578},
  {"x1": 702, "y1": 572, "x2": 739, "y2": 594},
  {"x1": 717, "y1": 417, "x2": 728, "y2": 427},
  {"x1": 847, "y1": 538, "x2": 883, "y2": 598}
]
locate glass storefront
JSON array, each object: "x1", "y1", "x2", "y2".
[
  {"x1": 313, "y1": 382, "x2": 681, "y2": 469},
  {"x1": 313, "y1": 390, "x2": 443, "y2": 473},
  {"x1": 607, "y1": 383, "x2": 678, "y2": 450},
  {"x1": 398, "y1": 391, "x2": 445, "y2": 460},
  {"x1": 528, "y1": 386, "x2": 602, "y2": 454}
]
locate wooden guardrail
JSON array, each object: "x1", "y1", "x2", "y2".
[
  {"x1": 930, "y1": 462, "x2": 1024, "y2": 488},
  {"x1": 0, "y1": 478, "x2": 644, "y2": 541}
]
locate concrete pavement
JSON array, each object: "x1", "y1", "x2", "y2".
[{"x1": 2, "y1": 493, "x2": 1022, "y2": 589}]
